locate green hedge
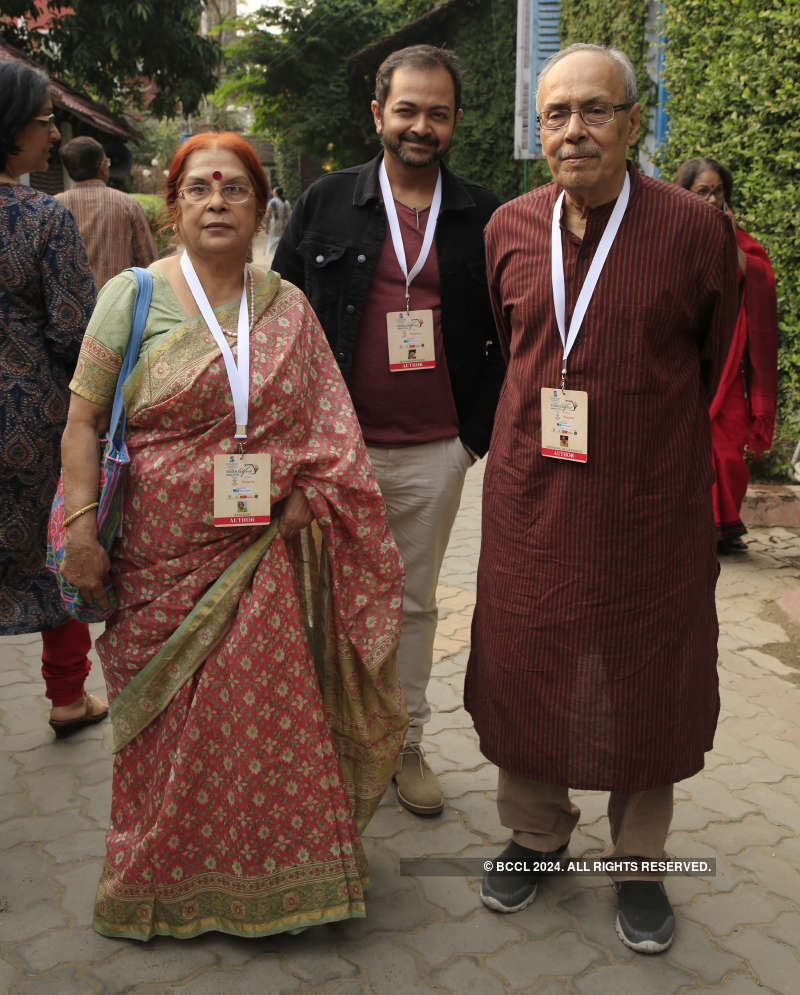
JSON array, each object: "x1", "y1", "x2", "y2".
[
  {"x1": 131, "y1": 193, "x2": 171, "y2": 257},
  {"x1": 658, "y1": 0, "x2": 799, "y2": 477},
  {"x1": 273, "y1": 139, "x2": 303, "y2": 205}
]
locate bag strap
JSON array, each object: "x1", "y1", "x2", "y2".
[{"x1": 108, "y1": 267, "x2": 153, "y2": 444}]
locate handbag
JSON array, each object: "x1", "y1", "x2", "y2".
[{"x1": 46, "y1": 267, "x2": 153, "y2": 622}]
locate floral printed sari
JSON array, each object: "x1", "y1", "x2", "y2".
[{"x1": 71, "y1": 270, "x2": 406, "y2": 940}]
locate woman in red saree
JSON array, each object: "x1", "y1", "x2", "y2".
[
  {"x1": 675, "y1": 157, "x2": 778, "y2": 554},
  {"x1": 59, "y1": 134, "x2": 407, "y2": 940}
]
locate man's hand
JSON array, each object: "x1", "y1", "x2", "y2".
[{"x1": 279, "y1": 486, "x2": 314, "y2": 540}]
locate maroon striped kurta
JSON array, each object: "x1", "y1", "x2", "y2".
[{"x1": 464, "y1": 165, "x2": 738, "y2": 791}]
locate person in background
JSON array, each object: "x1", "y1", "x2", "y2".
[
  {"x1": 0, "y1": 59, "x2": 104, "y2": 737},
  {"x1": 59, "y1": 132, "x2": 406, "y2": 940},
  {"x1": 265, "y1": 184, "x2": 290, "y2": 259},
  {"x1": 57, "y1": 135, "x2": 157, "y2": 289},
  {"x1": 674, "y1": 156, "x2": 779, "y2": 555},
  {"x1": 273, "y1": 45, "x2": 504, "y2": 817},
  {"x1": 467, "y1": 44, "x2": 737, "y2": 954}
]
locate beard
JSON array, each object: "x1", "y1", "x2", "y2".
[{"x1": 380, "y1": 128, "x2": 445, "y2": 168}]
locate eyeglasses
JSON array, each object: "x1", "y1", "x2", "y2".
[
  {"x1": 178, "y1": 182, "x2": 254, "y2": 205},
  {"x1": 537, "y1": 102, "x2": 631, "y2": 130},
  {"x1": 691, "y1": 184, "x2": 725, "y2": 201},
  {"x1": 32, "y1": 113, "x2": 57, "y2": 129}
]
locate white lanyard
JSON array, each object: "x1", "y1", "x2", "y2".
[
  {"x1": 180, "y1": 250, "x2": 250, "y2": 439},
  {"x1": 551, "y1": 172, "x2": 630, "y2": 388},
  {"x1": 379, "y1": 159, "x2": 442, "y2": 311}
]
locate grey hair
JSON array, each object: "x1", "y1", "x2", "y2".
[{"x1": 535, "y1": 43, "x2": 638, "y2": 110}]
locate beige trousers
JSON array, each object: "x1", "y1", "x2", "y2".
[
  {"x1": 497, "y1": 769, "x2": 674, "y2": 880},
  {"x1": 368, "y1": 436, "x2": 471, "y2": 741}
]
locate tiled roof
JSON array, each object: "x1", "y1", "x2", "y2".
[{"x1": 0, "y1": 39, "x2": 141, "y2": 141}]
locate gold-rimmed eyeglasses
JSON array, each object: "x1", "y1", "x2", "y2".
[
  {"x1": 178, "y1": 182, "x2": 254, "y2": 205},
  {"x1": 537, "y1": 102, "x2": 631, "y2": 130},
  {"x1": 32, "y1": 113, "x2": 57, "y2": 129}
]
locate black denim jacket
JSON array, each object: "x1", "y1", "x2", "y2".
[{"x1": 272, "y1": 153, "x2": 506, "y2": 457}]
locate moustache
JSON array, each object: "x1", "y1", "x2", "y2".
[
  {"x1": 401, "y1": 132, "x2": 439, "y2": 148},
  {"x1": 557, "y1": 144, "x2": 601, "y2": 161}
]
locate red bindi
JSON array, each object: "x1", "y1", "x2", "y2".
[{"x1": 212, "y1": 170, "x2": 222, "y2": 181}]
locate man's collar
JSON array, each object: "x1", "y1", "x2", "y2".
[
  {"x1": 557, "y1": 161, "x2": 641, "y2": 214},
  {"x1": 353, "y1": 152, "x2": 475, "y2": 212},
  {"x1": 73, "y1": 178, "x2": 106, "y2": 187}
]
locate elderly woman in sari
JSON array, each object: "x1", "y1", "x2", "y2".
[
  {"x1": 60, "y1": 132, "x2": 407, "y2": 941},
  {"x1": 674, "y1": 157, "x2": 778, "y2": 554}
]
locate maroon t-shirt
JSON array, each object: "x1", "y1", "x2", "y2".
[{"x1": 347, "y1": 200, "x2": 460, "y2": 447}]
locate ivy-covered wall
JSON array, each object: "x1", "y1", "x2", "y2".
[
  {"x1": 658, "y1": 0, "x2": 799, "y2": 470},
  {"x1": 446, "y1": 0, "x2": 528, "y2": 201}
]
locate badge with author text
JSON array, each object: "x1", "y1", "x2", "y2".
[
  {"x1": 213, "y1": 453, "x2": 271, "y2": 526},
  {"x1": 541, "y1": 388, "x2": 588, "y2": 463},
  {"x1": 386, "y1": 309, "x2": 435, "y2": 371}
]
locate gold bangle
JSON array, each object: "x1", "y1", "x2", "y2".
[{"x1": 63, "y1": 502, "x2": 99, "y2": 528}]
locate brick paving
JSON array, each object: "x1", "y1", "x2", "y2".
[{"x1": 1, "y1": 461, "x2": 799, "y2": 993}]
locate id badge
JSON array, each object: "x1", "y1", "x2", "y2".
[
  {"x1": 386, "y1": 310, "x2": 435, "y2": 371},
  {"x1": 540, "y1": 388, "x2": 588, "y2": 463},
  {"x1": 213, "y1": 453, "x2": 271, "y2": 526}
]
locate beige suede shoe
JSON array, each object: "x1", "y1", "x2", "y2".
[{"x1": 393, "y1": 742, "x2": 444, "y2": 816}]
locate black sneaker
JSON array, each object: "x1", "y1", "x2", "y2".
[
  {"x1": 480, "y1": 839, "x2": 567, "y2": 914},
  {"x1": 615, "y1": 881, "x2": 675, "y2": 954}
]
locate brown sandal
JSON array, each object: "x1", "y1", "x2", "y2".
[{"x1": 49, "y1": 693, "x2": 109, "y2": 739}]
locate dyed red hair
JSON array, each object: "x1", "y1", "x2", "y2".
[{"x1": 165, "y1": 131, "x2": 269, "y2": 224}]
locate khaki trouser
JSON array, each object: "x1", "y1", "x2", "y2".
[
  {"x1": 497, "y1": 768, "x2": 674, "y2": 881},
  {"x1": 368, "y1": 436, "x2": 471, "y2": 742}
]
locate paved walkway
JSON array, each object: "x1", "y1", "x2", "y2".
[{"x1": 2, "y1": 463, "x2": 799, "y2": 994}]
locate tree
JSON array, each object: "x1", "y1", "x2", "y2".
[
  {"x1": 1, "y1": 0, "x2": 221, "y2": 117},
  {"x1": 221, "y1": 0, "x2": 433, "y2": 171}
]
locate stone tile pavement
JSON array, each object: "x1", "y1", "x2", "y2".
[{"x1": 1, "y1": 462, "x2": 799, "y2": 994}]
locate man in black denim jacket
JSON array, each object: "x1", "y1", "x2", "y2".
[{"x1": 273, "y1": 45, "x2": 504, "y2": 817}]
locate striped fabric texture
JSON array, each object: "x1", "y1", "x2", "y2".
[
  {"x1": 465, "y1": 165, "x2": 739, "y2": 792},
  {"x1": 56, "y1": 180, "x2": 156, "y2": 289}
]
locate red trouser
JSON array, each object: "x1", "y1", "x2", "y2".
[{"x1": 40, "y1": 619, "x2": 92, "y2": 706}]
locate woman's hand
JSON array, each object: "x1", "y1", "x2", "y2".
[
  {"x1": 62, "y1": 518, "x2": 112, "y2": 610},
  {"x1": 60, "y1": 392, "x2": 111, "y2": 608},
  {"x1": 279, "y1": 486, "x2": 314, "y2": 540}
]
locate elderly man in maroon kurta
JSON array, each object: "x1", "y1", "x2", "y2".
[{"x1": 465, "y1": 44, "x2": 738, "y2": 954}]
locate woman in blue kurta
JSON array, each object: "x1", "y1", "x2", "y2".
[{"x1": 0, "y1": 59, "x2": 105, "y2": 735}]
